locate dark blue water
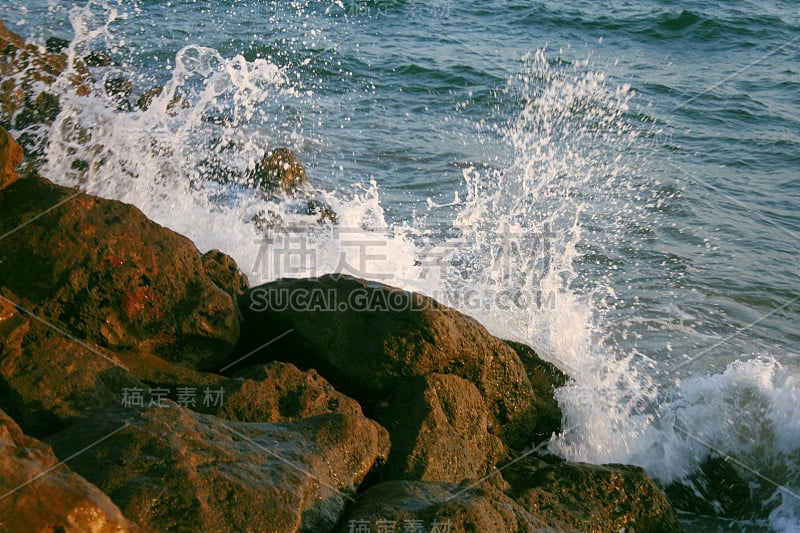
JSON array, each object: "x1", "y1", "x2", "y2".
[{"x1": 2, "y1": 1, "x2": 799, "y2": 530}]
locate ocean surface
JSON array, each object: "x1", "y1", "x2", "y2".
[{"x1": 2, "y1": 1, "x2": 798, "y2": 530}]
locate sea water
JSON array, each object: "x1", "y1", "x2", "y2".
[{"x1": 2, "y1": 1, "x2": 798, "y2": 530}]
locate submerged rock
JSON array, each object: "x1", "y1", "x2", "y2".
[
  {"x1": 104, "y1": 76, "x2": 133, "y2": 111},
  {"x1": 46, "y1": 405, "x2": 390, "y2": 532},
  {"x1": 665, "y1": 455, "x2": 765, "y2": 520},
  {"x1": 0, "y1": 409, "x2": 141, "y2": 532},
  {"x1": 247, "y1": 147, "x2": 308, "y2": 195},
  {"x1": 45, "y1": 36, "x2": 70, "y2": 54},
  {"x1": 84, "y1": 51, "x2": 115, "y2": 67}
]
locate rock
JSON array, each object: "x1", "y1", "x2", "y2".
[
  {"x1": 0, "y1": 125, "x2": 23, "y2": 189},
  {"x1": 84, "y1": 51, "x2": 114, "y2": 67},
  {"x1": 504, "y1": 456, "x2": 683, "y2": 532},
  {"x1": 247, "y1": 147, "x2": 308, "y2": 195},
  {"x1": 221, "y1": 361, "x2": 364, "y2": 422},
  {"x1": 12, "y1": 91, "x2": 61, "y2": 132},
  {"x1": 45, "y1": 36, "x2": 70, "y2": 54},
  {"x1": 373, "y1": 373, "x2": 505, "y2": 483},
  {"x1": 0, "y1": 298, "x2": 362, "y2": 438},
  {"x1": 103, "y1": 76, "x2": 132, "y2": 111},
  {"x1": 201, "y1": 248, "x2": 250, "y2": 307},
  {"x1": 0, "y1": 19, "x2": 90, "y2": 132},
  {"x1": 0, "y1": 176, "x2": 240, "y2": 369},
  {"x1": 336, "y1": 480, "x2": 563, "y2": 533},
  {"x1": 0, "y1": 409, "x2": 141, "y2": 532},
  {"x1": 135, "y1": 86, "x2": 163, "y2": 111},
  {"x1": 505, "y1": 340, "x2": 569, "y2": 441},
  {"x1": 0, "y1": 294, "x2": 146, "y2": 438},
  {"x1": 236, "y1": 274, "x2": 541, "y2": 450},
  {"x1": 306, "y1": 198, "x2": 338, "y2": 224},
  {"x1": 251, "y1": 208, "x2": 285, "y2": 232},
  {"x1": 134, "y1": 85, "x2": 190, "y2": 115},
  {"x1": 0, "y1": 19, "x2": 25, "y2": 49},
  {"x1": 46, "y1": 405, "x2": 390, "y2": 532},
  {"x1": 664, "y1": 455, "x2": 763, "y2": 520}
]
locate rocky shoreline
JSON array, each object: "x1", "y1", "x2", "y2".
[{"x1": 0, "y1": 20, "x2": 688, "y2": 532}]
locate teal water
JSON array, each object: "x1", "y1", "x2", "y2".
[{"x1": 2, "y1": 1, "x2": 799, "y2": 530}]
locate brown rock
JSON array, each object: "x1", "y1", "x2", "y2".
[
  {"x1": 46, "y1": 405, "x2": 390, "y2": 532},
  {"x1": 0, "y1": 19, "x2": 90, "y2": 132},
  {"x1": 0, "y1": 176, "x2": 239, "y2": 369},
  {"x1": 0, "y1": 125, "x2": 23, "y2": 189},
  {"x1": 236, "y1": 274, "x2": 541, "y2": 450},
  {"x1": 505, "y1": 340, "x2": 569, "y2": 441},
  {"x1": 336, "y1": 480, "x2": 566, "y2": 533},
  {"x1": 504, "y1": 456, "x2": 683, "y2": 532},
  {"x1": 220, "y1": 361, "x2": 364, "y2": 422},
  {"x1": 0, "y1": 20, "x2": 25, "y2": 49},
  {"x1": 0, "y1": 409, "x2": 142, "y2": 532},
  {"x1": 201, "y1": 248, "x2": 249, "y2": 307},
  {"x1": 0, "y1": 294, "x2": 146, "y2": 438},
  {"x1": 373, "y1": 373, "x2": 505, "y2": 483},
  {"x1": 0, "y1": 301, "x2": 363, "y2": 440},
  {"x1": 135, "y1": 86, "x2": 163, "y2": 111},
  {"x1": 12, "y1": 91, "x2": 61, "y2": 131},
  {"x1": 247, "y1": 147, "x2": 308, "y2": 195}
]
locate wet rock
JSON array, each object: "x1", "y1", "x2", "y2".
[
  {"x1": 201, "y1": 248, "x2": 250, "y2": 308},
  {"x1": 664, "y1": 455, "x2": 762, "y2": 520},
  {"x1": 104, "y1": 76, "x2": 133, "y2": 111},
  {"x1": 0, "y1": 19, "x2": 90, "y2": 131},
  {"x1": 504, "y1": 456, "x2": 683, "y2": 532},
  {"x1": 0, "y1": 176, "x2": 239, "y2": 369},
  {"x1": 247, "y1": 147, "x2": 308, "y2": 195},
  {"x1": 504, "y1": 340, "x2": 569, "y2": 441},
  {"x1": 0, "y1": 125, "x2": 23, "y2": 189},
  {"x1": 135, "y1": 86, "x2": 163, "y2": 111},
  {"x1": 251, "y1": 208, "x2": 285, "y2": 232},
  {"x1": 84, "y1": 51, "x2": 114, "y2": 67},
  {"x1": 12, "y1": 90, "x2": 61, "y2": 131},
  {"x1": 373, "y1": 373, "x2": 505, "y2": 483},
  {"x1": 235, "y1": 274, "x2": 541, "y2": 450},
  {"x1": 336, "y1": 480, "x2": 562, "y2": 533},
  {"x1": 0, "y1": 19, "x2": 25, "y2": 49},
  {"x1": 307, "y1": 198, "x2": 338, "y2": 224},
  {"x1": 0, "y1": 409, "x2": 141, "y2": 532},
  {"x1": 46, "y1": 405, "x2": 390, "y2": 532},
  {"x1": 45, "y1": 36, "x2": 70, "y2": 54}
]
